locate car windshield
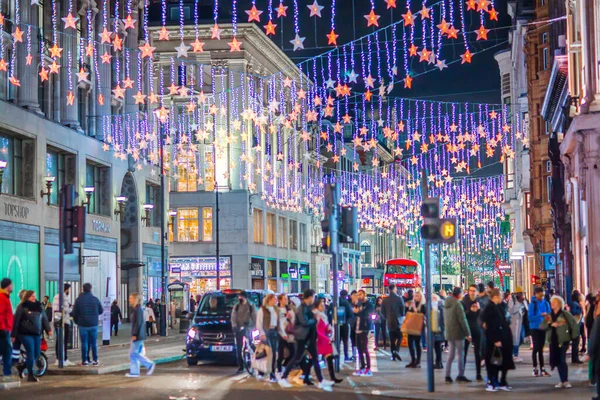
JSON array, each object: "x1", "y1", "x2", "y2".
[
  {"x1": 386, "y1": 265, "x2": 417, "y2": 274},
  {"x1": 196, "y1": 293, "x2": 240, "y2": 316}
]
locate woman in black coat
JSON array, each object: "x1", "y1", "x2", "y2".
[
  {"x1": 481, "y1": 288, "x2": 515, "y2": 392},
  {"x1": 11, "y1": 290, "x2": 52, "y2": 382},
  {"x1": 585, "y1": 303, "x2": 600, "y2": 400}
]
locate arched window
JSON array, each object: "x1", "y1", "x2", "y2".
[{"x1": 361, "y1": 240, "x2": 372, "y2": 265}]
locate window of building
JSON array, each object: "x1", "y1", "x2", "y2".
[
  {"x1": 547, "y1": 176, "x2": 552, "y2": 202},
  {"x1": 177, "y1": 208, "x2": 199, "y2": 242},
  {"x1": 543, "y1": 47, "x2": 549, "y2": 70},
  {"x1": 505, "y1": 159, "x2": 515, "y2": 189},
  {"x1": 525, "y1": 192, "x2": 532, "y2": 230},
  {"x1": 85, "y1": 161, "x2": 110, "y2": 215},
  {"x1": 204, "y1": 148, "x2": 215, "y2": 191},
  {"x1": 546, "y1": 161, "x2": 552, "y2": 173},
  {"x1": 266, "y1": 212, "x2": 276, "y2": 246},
  {"x1": 299, "y1": 223, "x2": 307, "y2": 252},
  {"x1": 278, "y1": 216, "x2": 288, "y2": 248},
  {"x1": 202, "y1": 207, "x2": 213, "y2": 241},
  {"x1": 545, "y1": 120, "x2": 551, "y2": 135},
  {"x1": 169, "y1": 5, "x2": 191, "y2": 21},
  {"x1": 253, "y1": 209, "x2": 264, "y2": 243},
  {"x1": 501, "y1": 73, "x2": 510, "y2": 97},
  {"x1": 145, "y1": 183, "x2": 160, "y2": 227},
  {"x1": 289, "y1": 220, "x2": 298, "y2": 250},
  {"x1": 361, "y1": 241, "x2": 372, "y2": 265},
  {"x1": 176, "y1": 154, "x2": 198, "y2": 192},
  {"x1": 0, "y1": 133, "x2": 34, "y2": 197},
  {"x1": 46, "y1": 148, "x2": 75, "y2": 204},
  {"x1": 542, "y1": 33, "x2": 548, "y2": 44}
]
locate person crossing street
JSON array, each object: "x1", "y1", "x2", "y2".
[{"x1": 382, "y1": 284, "x2": 405, "y2": 362}]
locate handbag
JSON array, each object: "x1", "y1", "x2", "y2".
[
  {"x1": 401, "y1": 312, "x2": 424, "y2": 336},
  {"x1": 255, "y1": 343, "x2": 268, "y2": 360},
  {"x1": 490, "y1": 346, "x2": 503, "y2": 366},
  {"x1": 20, "y1": 310, "x2": 42, "y2": 335}
]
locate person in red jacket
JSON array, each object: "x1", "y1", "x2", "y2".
[{"x1": 0, "y1": 278, "x2": 14, "y2": 380}]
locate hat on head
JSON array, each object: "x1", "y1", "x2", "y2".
[
  {"x1": 515, "y1": 286, "x2": 523, "y2": 294},
  {"x1": 0, "y1": 278, "x2": 11, "y2": 289}
]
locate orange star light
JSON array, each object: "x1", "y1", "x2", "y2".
[
  {"x1": 0, "y1": 59, "x2": 7, "y2": 71},
  {"x1": 49, "y1": 61, "x2": 60, "y2": 74},
  {"x1": 9, "y1": 76, "x2": 20, "y2": 87},
  {"x1": 99, "y1": 28, "x2": 112, "y2": 44},
  {"x1": 488, "y1": 7, "x2": 499, "y2": 20},
  {"x1": 49, "y1": 43, "x2": 63, "y2": 58},
  {"x1": 447, "y1": 26, "x2": 459, "y2": 39},
  {"x1": 62, "y1": 12, "x2": 79, "y2": 29},
  {"x1": 158, "y1": 26, "x2": 170, "y2": 40},
  {"x1": 66, "y1": 91, "x2": 75, "y2": 105},
  {"x1": 364, "y1": 10, "x2": 381, "y2": 27},
  {"x1": 437, "y1": 18, "x2": 450, "y2": 34},
  {"x1": 276, "y1": 3, "x2": 288, "y2": 17},
  {"x1": 386, "y1": 0, "x2": 397, "y2": 8},
  {"x1": 39, "y1": 67, "x2": 48, "y2": 82},
  {"x1": 476, "y1": 25, "x2": 489, "y2": 40},
  {"x1": 419, "y1": 48, "x2": 432, "y2": 62},
  {"x1": 139, "y1": 42, "x2": 155, "y2": 58},
  {"x1": 12, "y1": 27, "x2": 23, "y2": 42},
  {"x1": 191, "y1": 38, "x2": 205, "y2": 52},
  {"x1": 264, "y1": 20, "x2": 277, "y2": 35},
  {"x1": 123, "y1": 77, "x2": 134, "y2": 89},
  {"x1": 326, "y1": 29, "x2": 339, "y2": 45},
  {"x1": 98, "y1": 94, "x2": 104, "y2": 105},
  {"x1": 245, "y1": 5, "x2": 263, "y2": 22},
  {"x1": 101, "y1": 52, "x2": 112, "y2": 63},
  {"x1": 112, "y1": 34, "x2": 123, "y2": 51},
  {"x1": 228, "y1": 37, "x2": 242, "y2": 52},
  {"x1": 408, "y1": 43, "x2": 418, "y2": 56},
  {"x1": 402, "y1": 10, "x2": 414, "y2": 26},
  {"x1": 364, "y1": 90, "x2": 373, "y2": 101},
  {"x1": 404, "y1": 75, "x2": 413, "y2": 89},
  {"x1": 210, "y1": 24, "x2": 222, "y2": 40},
  {"x1": 123, "y1": 14, "x2": 136, "y2": 30},
  {"x1": 466, "y1": 0, "x2": 477, "y2": 10},
  {"x1": 420, "y1": 5, "x2": 430, "y2": 19},
  {"x1": 476, "y1": 0, "x2": 491, "y2": 12},
  {"x1": 133, "y1": 91, "x2": 146, "y2": 104},
  {"x1": 460, "y1": 49, "x2": 473, "y2": 64},
  {"x1": 85, "y1": 43, "x2": 94, "y2": 57}
]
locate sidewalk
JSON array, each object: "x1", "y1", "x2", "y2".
[{"x1": 337, "y1": 346, "x2": 596, "y2": 400}]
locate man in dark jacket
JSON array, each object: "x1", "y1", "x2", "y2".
[
  {"x1": 353, "y1": 290, "x2": 374, "y2": 376},
  {"x1": 72, "y1": 283, "x2": 103, "y2": 366},
  {"x1": 444, "y1": 287, "x2": 471, "y2": 383},
  {"x1": 339, "y1": 290, "x2": 353, "y2": 361},
  {"x1": 231, "y1": 293, "x2": 256, "y2": 373},
  {"x1": 462, "y1": 284, "x2": 483, "y2": 381},
  {"x1": 279, "y1": 289, "x2": 333, "y2": 390},
  {"x1": 125, "y1": 292, "x2": 155, "y2": 378},
  {"x1": 382, "y1": 284, "x2": 405, "y2": 361}
]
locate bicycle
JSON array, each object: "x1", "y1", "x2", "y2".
[
  {"x1": 17, "y1": 338, "x2": 48, "y2": 378},
  {"x1": 241, "y1": 329, "x2": 260, "y2": 376}
]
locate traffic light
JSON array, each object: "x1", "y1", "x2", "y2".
[{"x1": 420, "y1": 197, "x2": 457, "y2": 244}]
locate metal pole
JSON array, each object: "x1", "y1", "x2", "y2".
[
  {"x1": 438, "y1": 244, "x2": 442, "y2": 293},
  {"x1": 160, "y1": 131, "x2": 167, "y2": 336},
  {"x1": 459, "y1": 225, "x2": 464, "y2": 287},
  {"x1": 330, "y1": 184, "x2": 340, "y2": 372},
  {"x1": 57, "y1": 186, "x2": 65, "y2": 369},
  {"x1": 215, "y1": 186, "x2": 220, "y2": 290},
  {"x1": 424, "y1": 242, "x2": 435, "y2": 393}
]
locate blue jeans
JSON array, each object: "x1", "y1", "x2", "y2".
[
  {"x1": 0, "y1": 331, "x2": 12, "y2": 376},
  {"x1": 79, "y1": 326, "x2": 98, "y2": 363},
  {"x1": 513, "y1": 345, "x2": 519, "y2": 357},
  {"x1": 20, "y1": 335, "x2": 40, "y2": 374},
  {"x1": 129, "y1": 340, "x2": 154, "y2": 375}
]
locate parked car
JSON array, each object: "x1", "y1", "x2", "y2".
[{"x1": 185, "y1": 289, "x2": 260, "y2": 366}]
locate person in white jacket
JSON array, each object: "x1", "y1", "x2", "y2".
[
  {"x1": 508, "y1": 287, "x2": 527, "y2": 363},
  {"x1": 52, "y1": 284, "x2": 75, "y2": 366},
  {"x1": 144, "y1": 303, "x2": 156, "y2": 337}
]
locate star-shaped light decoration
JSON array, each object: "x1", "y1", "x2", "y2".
[
  {"x1": 436, "y1": 59, "x2": 448, "y2": 71},
  {"x1": 85, "y1": 43, "x2": 94, "y2": 57},
  {"x1": 325, "y1": 78, "x2": 336, "y2": 89},
  {"x1": 408, "y1": 43, "x2": 418, "y2": 56},
  {"x1": 447, "y1": 26, "x2": 459, "y2": 39},
  {"x1": 488, "y1": 8, "x2": 499, "y2": 20},
  {"x1": 466, "y1": 0, "x2": 477, "y2": 10},
  {"x1": 245, "y1": 5, "x2": 263, "y2": 22},
  {"x1": 210, "y1": 23, "x2": 222, "y2": 40},
  {"x1": 123, "y1": 77, "x2": 134, "y2": 89},
  {"x1": 307, "y1": 0, "x2": 325, "y2": 17},
  {"x1": 168, "y1": 83, "x2": 179, "y2": 95},
  {"x1": 420, "y1": 5, "x2": 430, "y2": 19},
  {"x1": 49, "y1": 43, "x2": 63, "y2": 58},
  {"x1": 76, "y1": 68, "x2": 89, "y2": 83},
  {"x1": 39, "y1": 67, "x2": 49, "y2": 82},
  {"x1": 402, "y1": 9, "x2": 414, "y2": 26},
  {"x1": 277, "y1": 3, "x2": 288, "y2": 17},
  {"x1": 101, "y1": 52, "x2": 112, "y2": 63},
  {"x1": 228, "y1": 37, "x2": 242, "y2": 52},
  {"x1": 347, "y1": 69, "x2": 358, "y2": 83},
  {"x1": 476, "y1": 25, "x2": 489, "y2": 40},
  {"x1": 326, "y1": 29, "x2": 339, "y2": 45},
  {"x1": 175, "y1": 42, "x2": 190, "y2": 58},
  {"x1": 476, "y1": 0, "x2": 491, "y2": 12},
  {"x1": 123, "y1": 14, "x2": 136, "y2": 30},
  {"x1": 133, "y1": 91, "x2": 146, "y2": 104},
  {"x1": 97, "y1": 94, "x2": 104, "y2": 105},
  {"x1": 364, "y1": 89, "x2": 373, "y2": 101},
  {"x1": 264, "y1": 20, "x2": 277, "y2": 35},
  {"x1": 61, "y1": 12, "x2": 79, "y2": 29},
  {"x1": 404, "y1": 75, "x2": 413, "y2": 89},
  {"x1": 112, "y1": 35, "x2": 123, "y2": 51},
  {"x1": 437, "y1": 18, "x2": 450, "y2": 34},
  {"x1": 190, "y1": 38, "x2": 205, "y2": 52},
  {"x1": 365, "y1": 74, "x2": 375, "y2": 88},
  {"x1": 418, "y1": 48, "x2": 432, "y2": 63},
  {"x1": 460, "y1": 49, "x2": 473, "y2": 64},
  {"x1": 290, "y1": 33, "x2": 306, "y2": 51},
  {"x1": 364, "y1": 10, "x2": 381, "y2": 27},
  {"x1": 99, "y1": 28, "x2": 112, "y2": 44},
  {"x1": 25, "y1": 54, "x2": 33, "y2": 65},
  {"x1": 386, "y1": 0, "x2": 397, "y2": 8},
  {"x1": 49, "y1": 61, "x2": 61, "y2": 74},
  {"x1": 139, "y1": 42, "x2": 155, "y2": 58},
  {"x1": 158, "y1": 26, "x2": 170, "y2": 40},
  {"x1": 66, "y1": 91, "x2": 75, "y2": 105},
  {"x1": 12, "y1": 27, "x2": 24, "y2": 43},
  {"x1": 9, "y1": 76, "x2": 20, "y2": 87},
  {"x1": 489, "y1": 110, "x2": 498, "y2": 119}
]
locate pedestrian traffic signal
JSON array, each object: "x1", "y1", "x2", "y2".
[{"x1": 420, "y1": 197, "x2": 457, "y2": 244}]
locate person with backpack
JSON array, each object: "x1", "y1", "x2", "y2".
[
  {"x1": 231, "y1": 292, "x2": 256, "y2": 374},
  {"x1": 444, "y1": 287, "x2": 471, "y2": 383},
  {"x1": 529, "y1": 287, "x2": 552, "y2": 377},
  {"x1": 542, "y1": 295, "x2": 580, "y2": 389}
]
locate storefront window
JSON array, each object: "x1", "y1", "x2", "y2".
[
  {"x1": 85, "y1": 161, "x2": 110, "y2": 215},
  {"x1": 253, "y1": 209, "x2": 264, "y2": 243},
  {"x1": 204, "y1": 148, "x2": 215, "y2": 191},
  {"x1": 266, "y1": 213, "x2": 276, "y2": 246},
  {"x1": 278, "y1": 216, "x2": 287, "y2": 248},
  {"x1": 177, "y1": 208, "x2": 199, "y2": 242},
  {"x1": 289, "y1": 220, "x2": 298, "y2": 250},
  {"x1": 176, "y1": 154, "x2": 198, "y2": 192},
  {"x1": 299, "y1": 223, "x2": 307, "y2": 252},
  {"x1": 267, "y1": 259, "x2": 277, "y2": 277},
  {"x1": 202, "y1": 207, "x2": 213, "y2": 241}
]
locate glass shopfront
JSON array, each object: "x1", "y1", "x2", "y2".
[
  {"x1": 250, "y1": 257, "x2": 265, "y2": 289},
  {"x1": 0, "y1": 239, "x2": 40, "y2": 309},
  {"x1": 169, "y1": 256, "x2": 232, "y2": 296}
]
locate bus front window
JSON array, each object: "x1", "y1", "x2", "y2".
[{"x1": 387, "y1": 265, "x2": 417, "y2": 274}]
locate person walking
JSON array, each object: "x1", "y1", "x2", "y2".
[
  {"x1": 110, "y1": 300, "x2": 123, "y2": 336},
  {"x1": 52, "y1": 283, "x2": 74, "y2": 366},
  {"x1": 529, "y1": 286, "x2": 552, "y2": 377},
  {"x1": 144, "y1": 302, "x2": 156, "y2": 337},
  {"x1": 481, "y1": 288, "x2": 515, "y2": 392},
  {"x1": 353, "y1": 290, "x2": 374, "y2": 376},
  {"x1": 542, "y1": 295, "x2": 579, "y2": 389},
  {"x1": 349, "y1": 291, "x2": 359, "y2": 360},
  {"x1": 278, "y1": 289, "x2": 334, "y2": 391},
  {"x1": 568, "y1": 291, "x2": 584, "y2": 364},
  {"x1": 508, "y1": 287, "x2": 527, "y2": 363},
  {"x1": 153, "y1": 299, "x2": 162, "y2": 334},
  {"x1": 0, "y1": 278, "x2": 14, "y2": 381},
  {"x1": 584, "y1": 293, "x2": 597, "y2": 354},
  {"x1": 432, "y1": 294, "x2": 445, "y2": 369},
  {"x1": 477, "y1": 283, "x2": 491, "y2": 311},
  {"x1": 338, "y1": 290, "x2": 353, "y2": 362},
  {"x1": 314, "y1": 298, "x2": 343, "y2": 384},
  {"x1": 373, "y1": 297, "x2": 387, "y2": 351},
  {"x1": 382, "y1": 284, "x2": 405, "y2": 362},
  {"x1": 256, "y1": 293, "x2": 279, "y2": 382},
  {"x1": 276, "y1": 294, "x2": 295, "y2": 377},
  {"x1": 406, "y1": 291, "x2": 426, "y2": 369},
  {"x1": 444, "y1": 287, "x2": 471, "y2": 383},
  {"x1": 11, "y1": 290, "x2": 52, "y2": 382},
  {"x1": 231, "y1": 292, "x2": 256, "y2": 374},
  {"x1": 125, "y1": 293, "x2": 155, "y2": 378},
  {"x1": 72, "y1": 283, "x2": 103, "y2": 366},
  {"x1": 462, "y1": 284, "x2": 483, "y2": 381},
  {"x1": 41, "y1": 296, "x2": 52, "y2": 333},
  {"x1": 584, "y1": 299, "x2": 600, "y2": 400}
]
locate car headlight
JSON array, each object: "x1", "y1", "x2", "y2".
[{"x1": 187, "y1": 328, "x2": 197, "y2": 340}]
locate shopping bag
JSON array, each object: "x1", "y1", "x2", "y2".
[
  {"x1": 152, "y1": 323, "x2": 157, "y2": 335},
  {"x1": 401, "y1": 312, "x2": 424, "y2": 336},
  {"x1": 430, "y1": 308, "x2": 440, "y2": 333},
  {"x1": 251, "y1": 343, "x2": 272, "y2": 374},
  {"x1": 490, "y1": 346, "x2": 503, "y2": 366}
]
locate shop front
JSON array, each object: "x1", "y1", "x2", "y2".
[
  {"x1": 143, "y1": 244, "x2": 165, "y2": 303},
  {"x1": 311, "y1": 253, "x2": 331, "y2": 294},
  {"x1": 250, "y1": 257, "x2": 265, "y2": 289},
  {"x1": 44, "y1": 227, "x2": 81, "y2": 301},
  {"x1": 279, "y1": 260, "x2": 289, "y2": 293},
  {"x1": 289, "y1": 262, "x2": 299, "y2": 293},
  {"x1": 169, "y1": 256, "x2": 232, "y2": 296},
  {"x1": 300, "y1": 263, "x2": 310, "y2": 291},
  {"x1": 81, "y1": 235, "x2": 118, "y2": 301},
  {"x1": 360, "y1": 267, "x2": 384, "y2": 295},
  {"x1": 266, "y1": 259, "x2": 277, "y2": 291},
  {"x1": 0, "y1": 221, "x2": 40, "y2": 309}
]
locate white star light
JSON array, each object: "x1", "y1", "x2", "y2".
[
  {"x1": 325, "y1": 78, "x2": 336, "y2": 89},
  {"x1": 436, "y1": 59, "x2": 448, "y2": 71},
  {"x1": 392, "y1": 65, "x2": 398, "y2": 76},
  {"x1": 307, "y1": 0, "x2": 325, "y2": 17},
  {"x1": 290, "y1": 33, "x2": 306, "y2": 51},
  {"x1": 347, "y1": 70, "x2": 358, "y2": 83},
  {"x1": 175, "y1": 42, "x2": 190, "y2": 58}
]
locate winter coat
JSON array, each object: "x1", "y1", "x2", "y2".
[
  {"x1": 444, "y1": 296, "x2": 471, "y2": 341},
  {"x1": 382, "y1": 292, "x2": 405, "y2": 332},
  {"x1": 278, "y1": 305, "x2": 295, "y2": 343},
  {"x1": 587, "y1": 315, "x2": 600, "y2": 384},
  {"x1": 72, "y1": 292, "x2": 103, "y2": 328},
  {"x1": 11, "y1": 300, "x2": 51, "y2": 337},
  {"x1": 461, "y1": 295, "x2": 481, "y2": 334},
  {"x1": 433, "y1": 301, "x2": 445, "y2": 342},
  {"x1": 315, "y1": 311, "x2": 334, "y2": 356},
  {"x1": 541, "y1": 309, "x2": 579, "y2": 346},
  {"x1": 0, "y1": 289, "x2": 13, "y2": 332},
  {"x1": 130, "y1": 304, "x2": 145, "y2": 341},
  {"x1": 231, "y1": 300, "x2": 256, "y2": 332},
  {"x1": 529, "y1": 297, "x2": 551, "y2": 330},
  {"x1": 339, "y1": 296, "x2": 354, "y2": 326},
  {"x1": 144, "y1": 307, "x2": 156, "y2": 323},
  {"x1": 481, "y1": 302, "x2": 515, "y2": 371},
  {"x1": 508, "y1": 296, "x2": 527, "y2": 344},
  {"x1": 52, "y1": 292, "x2": 73, "y2": 326},
  {"x1": 294, "y1": 302, "x2": 317, "y2": 341},
  {"x1": 354, "y1": 299, "x2": 374, "y2": 333},
  {"x1": 111, "y1": 304, "x2": 122, "y2": 323}
]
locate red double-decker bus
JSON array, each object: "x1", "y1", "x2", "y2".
[{"x1": 383, "y1": 258, "x2": 421, "y2": 289}]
